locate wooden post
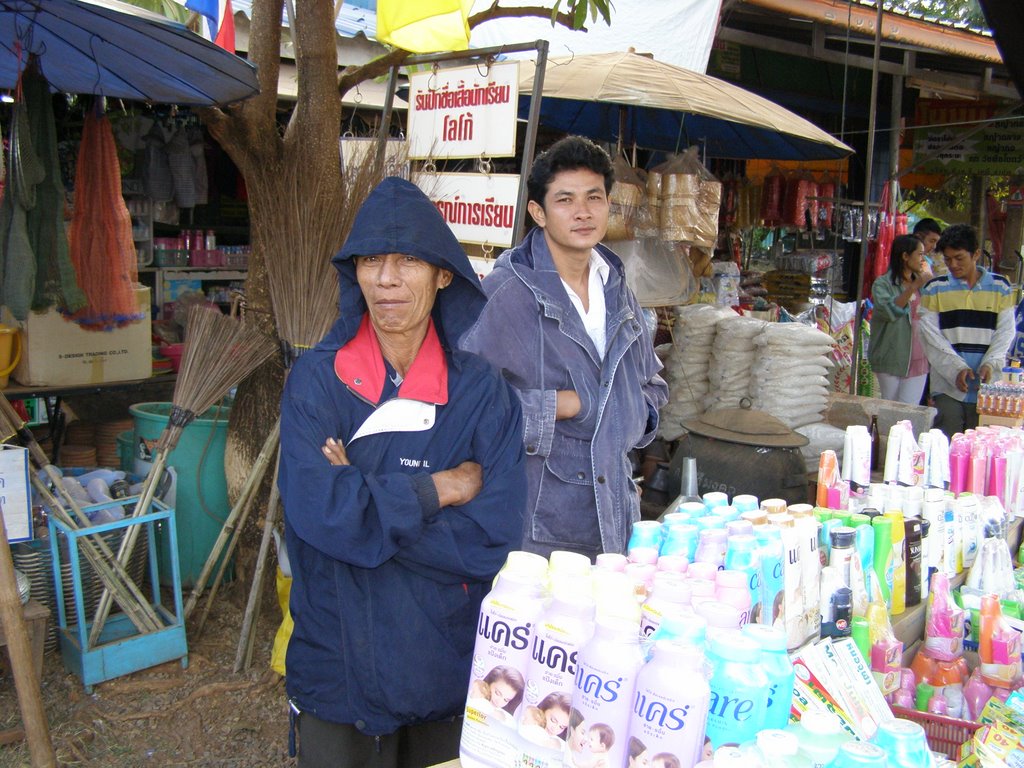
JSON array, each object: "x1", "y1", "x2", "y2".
[{"x1": 0, "y1": 507, "x2": 56, "y2": 767}]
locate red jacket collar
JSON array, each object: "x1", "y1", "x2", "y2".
[{"x1": 334, "y1": 314, "x2": 448, "y2": 405}]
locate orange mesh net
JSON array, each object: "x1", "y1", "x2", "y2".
[{"x1": 66, "y1": 110, "x2": 141, "y2": 330}]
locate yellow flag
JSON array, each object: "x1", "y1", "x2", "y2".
[{"x1": 376, "y1": 0, "x2": 473, "y2": 53}]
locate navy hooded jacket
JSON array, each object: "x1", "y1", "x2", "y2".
[{"x1": 279, "y1": 177, "x2": 526, "y2": 735}]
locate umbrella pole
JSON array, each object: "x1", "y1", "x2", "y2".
[{"x1": 849, "y1": 0, "x2": 885, "y2": 395}]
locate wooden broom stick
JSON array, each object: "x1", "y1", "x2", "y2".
[
  {"x1": 183, "y1": 419, "x2": 280, "y2": 624},
  {"x1": 0, "y1": 506, "x2": 57, "y2": 767}
]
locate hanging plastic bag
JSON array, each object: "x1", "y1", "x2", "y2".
[
  {"x1": 606, "y1": 156, "x2": 646, "y2": 242},
  {"x1": 650, "y1": 147, "x2": 721, "y2": 247}
]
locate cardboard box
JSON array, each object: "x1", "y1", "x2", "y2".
[{"x1": 11, "y1": 287, "x2": 152, "y2": 386}]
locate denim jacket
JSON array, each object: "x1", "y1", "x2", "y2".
[{"x1": 462, "y1": 228, "x2": 668, "y2": 556}]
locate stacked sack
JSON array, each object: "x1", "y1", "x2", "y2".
[
  {"x1": 705, "y1": 314, "x2": 766, "y2": 412},
  {"x1": 658, "y1": 304, "x2": 734, "y2": 439},
  {"x1": 750, "y1": 323, "x2": 836, "y2": 428}
]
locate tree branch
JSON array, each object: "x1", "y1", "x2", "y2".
[
  {"x1": 468, "y1": 4, "x2": 578, "y2": 30},
  {"x1": 335, "y1": 2, "x2": 582, "y2": 98}
]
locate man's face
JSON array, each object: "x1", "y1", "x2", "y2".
[
  {"x1": 919, "y1": 231, "x2": 940, "y2": 255},
  {"x1": 527, "y1": 168, "x2": 609, "y2": 261},
  {"x1": 355, "y1": 253, "x2": 450, "y2": 338},
  {"x1": 942, "y1": 246, "x2": 980, "y2": 282}
]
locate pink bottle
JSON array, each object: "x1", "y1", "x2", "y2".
[
  {"x1": 715, "y1": 569, "x2": 753, "y2": 625},
  {"x1": 570, "y1": 618, "x2": 646, "y2": 768},
  {"x1": 688, "y1": 561, "x2": 719, "y2": 581},
  {"x1": 628, "y1": 641, "x2": 710, "y2": 768}
]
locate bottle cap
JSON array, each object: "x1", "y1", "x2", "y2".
[
  {"x1": 595, "y1": 552, "x2": 628, "y2": 572},
  {"x1": 740, "y1": 509, "x2": 768, "y2": 526},
  {"x1": 732, "y1": 494, "x2": 759, "y2": 513},
  {"x1": 703, "y1": 491, "x2": 729, "y2": 509},
  {"x1": 872, "y1": 717, "x2": 930, "y2": 754},
  {"x1": 861, "y1": 507, "x2": 881, "y2": 518},
  {"x1": 696, "y1": 515, "x2": 726, "y2": 531},
  {"x1": 846, "y1": 513, "x2": 872, "y2": 528},
  {"x1": 705, "y1": 628, "x2": 759, "y2": 660},
  {"x1": 655, "y1": 554, "x2": 689, "y2": 574},
  {"x1": 711, "y1": 746, "x2": 745, "y2": 768},
  {"x1": 627, "y1": 520, "x2": 663, "y2": 551},
  {"x1": 695, "y1": 600, "x2": 744, "y2": 631},
  {"x1": 689, "y1": 578, "x2": 717, "y2": 598},
  {"x1": 829, "y1": 741, "x2": 888, "y2": 767},
  {"x1": 548, "y1": 550, "x2": 591, "y2": 577},
  {"x1": 755, "y1": 729, "x2": 798, "y2": 756},
  {"x1": 830, "y1": 526, "x2": 856, "y2": 549},
  {"x1": 650, "y1": 571, "x2": 690, "y2": 603},
  {"x1": 741, "y1": 622, "x2": 787, "y2": 651},
  {"x1": 656, "y1": 613, "x2": 707, "y2": 647},
  {"x1": 687, "y1": 561, "x2": 719, "y2": 581},
  {"x1": 678, "y1": 501, "x2": 709, "y2": 517},
  {"x1": 714, "y1": 569, "x2": 747, "y2": 591},
  {"x1": 726, "y1": 520, "x2": 754, "y2": 537},
  {"x1": 799, "y1": 709, "x2": 842, "y2": 735}
]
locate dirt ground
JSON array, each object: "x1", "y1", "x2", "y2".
[{"x1": 0, "y1": 577, "x2": 295, "y2": 767}]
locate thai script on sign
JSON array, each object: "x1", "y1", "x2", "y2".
[
  {"x1": 413, "y1": 81, "x2": 512, "y2": 111},
  {"x1": 434, "y1": 195, "x2": 515, "y2": 230}
]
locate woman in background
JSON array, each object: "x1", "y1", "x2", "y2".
[{"x1": 868, "y1": 233, "x2": 933, "y2": 404}]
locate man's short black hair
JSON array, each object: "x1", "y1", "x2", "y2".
[
  {"x1": 913, "y1": 217, "x2": 942, "y2": 237},
  {"x1": 527, "y1": 136, "x2": 614, "y2": 207},
  {"x1": 936, "y1": 223, "x2": 978, "y2": 254}
]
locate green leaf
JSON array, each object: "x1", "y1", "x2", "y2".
[
  {"x1": 550, "y1": 0, "x2": 563, "y2": 25},
  {"x1": 595, "y1": 0, "x2": 613, "y2": 24},
  {"x1": 573, "y1": 1, "x2": 587, "y2": 29}
]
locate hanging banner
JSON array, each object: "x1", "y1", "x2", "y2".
[
  {"x1": 912, "y1": 99, "x2": 1024, "y2": 175},
  {"x1": 0, "y1": 445, "x2": 32, "y2": 543},
  {"x1": 407, "y1": 61, "x2": 519, "y2": 160},
  {"x1": 415, "y1": 172, "x2": 520, "y2": 248}
]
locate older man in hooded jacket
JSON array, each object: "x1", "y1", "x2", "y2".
[{"x1": 279, "y1": 177, "x2": 526, "y2": 767}]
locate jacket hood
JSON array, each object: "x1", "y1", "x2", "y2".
[{"x1": 323, "y1": 176, "x2": 485, "y2": 348}]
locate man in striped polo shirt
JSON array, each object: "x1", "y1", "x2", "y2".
[{"x1": 919, "y1": 224, "x2": 1016, "y2": 437}]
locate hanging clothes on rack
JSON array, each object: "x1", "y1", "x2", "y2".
[{"x1": 66, "y1": 107, "x2": 142, "y2": 330}]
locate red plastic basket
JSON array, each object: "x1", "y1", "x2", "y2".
[{"x1": 891, "y1": 706, "x2": 982, "y2": 760}]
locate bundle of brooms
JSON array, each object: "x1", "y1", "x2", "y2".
[
  {"x1": 87, "y1": 304, "x2": 277, "y2": 646},
  {"x1": 0, "y1": 395, "x2": 164, "y2": 635}
]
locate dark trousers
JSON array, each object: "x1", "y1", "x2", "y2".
[
  {"x1": 296, "y1": 711, "x2": 463, "y2": 768},
  {"x1": 933, "y1": 393, "x2": 979, "y2": 439}
]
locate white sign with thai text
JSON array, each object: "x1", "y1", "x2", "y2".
[
  {"x1": 407, "y1": 61, "x2": 519, "y2": 160},
  {"x1": 415, "y1": 172, "x2": 520, "y2": 248},
  {"x1": 0, "y1": 445, "x2": 32, "y2": 543}
]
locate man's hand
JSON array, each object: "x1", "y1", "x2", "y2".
[
  {"x1": 956, "y1": 368, "x2": 975, "y2": 393},
  {"x1": 980, "y1": 364, "x2": 994, "y2": 384},
  {"x1": 322, "y1": 437, "x2": 350, "y2": 466},
  {"x1": 556, "y1": 390, "x2": 581, "y2": 420},
  {"x1": 433, "y1": 461, "x2": 483, "y2": 507}
]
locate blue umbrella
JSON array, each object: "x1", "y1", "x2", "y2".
[
  {"x1": 518, "y1": 52, "x2": 852, "y2": 161},
  {"x1": 0, "y1": 0, "x2": 258, "y2": 106}
]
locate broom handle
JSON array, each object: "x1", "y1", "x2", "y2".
[
  {"x1": 29, "y1": 474, "x2": 161, "y2": 635},
  {"x1": 194, "y1": 428, "x2": 279, "y2": 637},
  {"x1": 0, "y1": 506, "x2": 57, "y2": 768},
  {"x1": 88, "y1": 450, "x2": 169, "y2": 646},
  {"x1": 184, "y1": 420, "x2": 280, "y2": 621},
  {"x1": 235, "y1": 464, "x2": 280, "y2": 673}
]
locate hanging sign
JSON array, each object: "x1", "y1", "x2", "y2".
[
  {"x1": 0, "y1": 445, "x2": 32, "y2": 543},
  {"x1": 415, "y1": 172, "x2": 520, "y2": 248},
  {"x1": 912, "y1": 100, "x2": 1024, "y2": 175},
  {"x1": 338, "y1": 137, "x2": 410, "y2": 179},
  {"x1": 407, "y1": 61, "x2": 519, "y2": 160}
]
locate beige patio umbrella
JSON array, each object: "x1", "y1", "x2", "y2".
[{"x1": 518, "y1": 51, "x2": 852, "y2": 160}]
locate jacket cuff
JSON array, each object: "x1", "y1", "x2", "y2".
[
  {"x1": 412, "y1": 473, "x2": 441, "y2": 519},
  {"x1": 519, "y1": 388, "x2": 558, "y2": 458}
]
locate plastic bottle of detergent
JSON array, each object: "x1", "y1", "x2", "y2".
[
  {"x1": 724, "y1": 534, "x2": 762, "y2": 623},
  {"x1": 460, "y1": 551, "x2": 548, "y2": 768},
  {"x1": 627, "y1": 640, "x2": 710, "y2": 768},
  {"x1": 754, "y1": 525, "x2": 785, "y2": 628},
  {"x1": 567, "y1": 616, "x2": 645, "y2": 768},
  {"x1": 741, "y1": 624, "x2": 795, "y2": 730},
  {"x1": 704, "y1": 630, "x2": 770, "y2": 750},
  {"x1": 517, "y1": 584, "x2": 596, "y2": 768}
]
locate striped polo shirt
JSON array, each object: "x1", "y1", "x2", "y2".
[{"x1": 920, "y1": 267, "x2": 1014, "y2": 394}]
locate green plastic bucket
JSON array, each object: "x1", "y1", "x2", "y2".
[
  {"x1": 117, "y1": 430, "x2": 134, "y2": 473},
  {"x1": 130, "y1": 401, "x2": 232, "y2": 588}
]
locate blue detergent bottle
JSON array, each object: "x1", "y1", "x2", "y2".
[{"x1": 704, "y1": 630, "x2": 770, "y2": 749}]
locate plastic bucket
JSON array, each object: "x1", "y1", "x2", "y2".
[
  {"x1": 0, "y1": 325, "x2": 22, "y2": 388},
  {"x1": 117, "y1": 430, "x2": 134, "y2": 473},
  {"x1": 130, "y1": 401, "x2": 232, "y2": 587}
]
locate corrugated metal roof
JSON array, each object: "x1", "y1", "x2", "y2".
[
  {"x1": 740, "y1": 0, "x2": 1001, "y2": 63},
  {"x1": 231, "y1": 0, "x2": 376, "y2": 39}
]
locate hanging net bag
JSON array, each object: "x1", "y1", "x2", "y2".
[{"x1": 66, "y1": 109, "x2": 141, "y2": 330}]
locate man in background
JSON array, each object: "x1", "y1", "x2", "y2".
[
  {"x1": 920, "y1": 223, "x2": 1015, "y2": 437},
  {"x1": 914, "y1": 217, "x2": 944, "y2": 275}
]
